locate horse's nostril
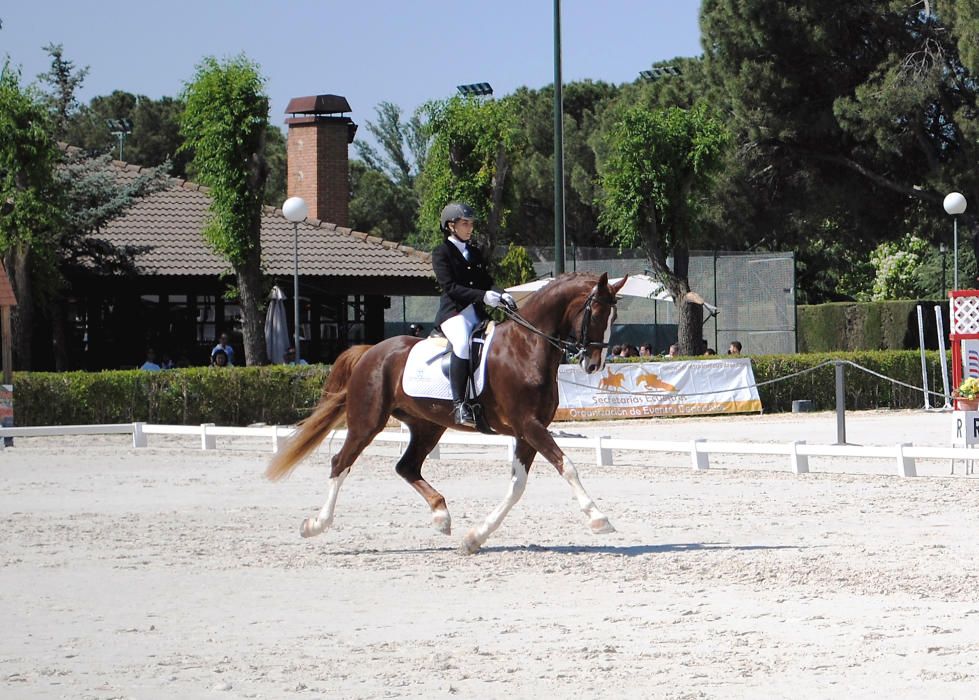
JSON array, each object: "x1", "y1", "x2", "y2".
[{"x1": 587, "y1": 363, "x2": 599, "y2": 373}]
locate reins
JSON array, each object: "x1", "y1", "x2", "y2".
[{"x1": 499, "y1": 288, "x2": 616, "y2": 361}]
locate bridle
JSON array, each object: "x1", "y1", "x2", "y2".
[{"x1": 501, "y1": 286, "x2": 617, "y2": 361}]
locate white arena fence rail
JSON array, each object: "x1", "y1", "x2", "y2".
[{"x1": 2, "y1": 421, "x2": 976, "y2": 478}]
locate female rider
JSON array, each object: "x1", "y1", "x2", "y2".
[{"x1": 431, "y1": 202, "x2": 516, "y2": 426}]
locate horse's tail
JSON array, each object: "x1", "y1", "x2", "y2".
[{"x1": 265, "y1": 344, "x2": 373, "y2": 482}]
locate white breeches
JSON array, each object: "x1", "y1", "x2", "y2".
[{"x1": 440, "y1": 305, "x2": 479, "y2": 359}]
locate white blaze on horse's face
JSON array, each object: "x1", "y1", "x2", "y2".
[{"x1": 580, "y1": 284, "x2": 616, "y2": 374}]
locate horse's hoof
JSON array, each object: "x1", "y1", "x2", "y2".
[
  {"x1": 432, "y1": 510, "x2": 452, "y2": 535},
  {"x1": 300, "y1": 517, "x2": 327, "y2": 538},
  {"x1": 459, "y1": 531, "x2": 482, "y2": 555},
  {"x1": 590, "y1": 518, "x2": 616, "y2": 534}
]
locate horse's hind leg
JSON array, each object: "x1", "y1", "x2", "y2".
[
  {"x1": 301, "y1": 410, "x2": 388, "y2": 538},
  {"x1": 394, "y1": 419, "x2": 450, "y2": 534},
  {"x1": 461, "y1": 438, "x2": 536, "y2": 555}
]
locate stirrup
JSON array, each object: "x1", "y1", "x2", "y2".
[{"x1": 453, "y1": 401, "x2": 476, "y2": 427}]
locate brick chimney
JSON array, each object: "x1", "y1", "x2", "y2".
[{"x1": 285, "y1": 94, "x2": 357, "y2": 227}]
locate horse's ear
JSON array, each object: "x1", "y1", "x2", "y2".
[
  {"x1": 610, "y1": 274, "x2": 628, "y2": 295},
  {"x1": 598, "y1": 272, "x2": 609, "y2": 288}
]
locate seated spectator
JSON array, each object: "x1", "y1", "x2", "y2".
[
  {"x1": 639, "y1": 343, "x2": 653, "y2": 357},
  {"x1": 283, "y1": 347, "x2": 309, "y2": 366},
  {"x1": 211, "y1": 349, "x2": 229, "y2": 367},
  {"x1": 409, "y1": 324, "x2": 424, "y2": 338},
  {"x1": 620, "y1": 344, "x2": 639, "y2": 358},
  {"x1": 667, "y1": 343, "x2": 680, "y2": 358},
  {"x1": 727, "y1": 340, "x2": 742, "y2": 355},
  {"x1": 705, "y1": 347, "x2": 717, "y2": 355},
  {"x1": 610, "y1": 344, "x2": 623, "y2": 358},
  {"x1": 211, "y1": 333, "x2": 235, "y2": 366},
  {"x1": 140, "y1": 348, "x2": 161, "y2": 371}
]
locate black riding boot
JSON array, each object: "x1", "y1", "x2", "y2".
[{"x1": 449, "y1": 353, "x2": 476, "y2": 427}]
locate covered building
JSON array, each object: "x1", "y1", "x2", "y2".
[{"x1": 55, "y1": 93, "x2": 437, "y2": 369}]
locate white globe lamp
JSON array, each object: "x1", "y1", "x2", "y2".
[
  {"x1": 282, "y1": 196, "x2": 308, "y2": 223},
  {"x1": 944, "y1": 192, "x2": 967, "y2": 290}
]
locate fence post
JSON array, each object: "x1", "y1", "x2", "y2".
[
  {"x1": 132, "y1": 422, "x2": 147, "y2": 448},
  {"x1": 271, "y1": 426, "x2": 280, "y2": 454},
  {"x1": 835, "y1": 361, "x2": 847, "y2": 445},
  {"x1": 595, "y1": 435, "x2": 614, "y2": 467},
  {"x1": 691, "y1": 438, "x2": 709, "y2": 471},
  {"x1": 897, "y1": 442, "x2": 917, "y2": 477},
  {"x1": 790, "y1": 440, "x2": 809, "y2": 474},
  {"x1": 916, "y1": 304, "x2": 931, "y2": 409},
  {"x1": 201, "y1": 423, "x2": 216, "y2": 450},
  {"x1": 935, "y1": 304, "x2": 952, "y2": 409}
]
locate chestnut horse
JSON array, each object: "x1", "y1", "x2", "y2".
[{"x1": 266, "y1": 272, "x2": 627, "y2": 554}]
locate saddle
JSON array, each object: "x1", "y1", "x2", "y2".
[{"x1": 404, "y1": 321, "x2": 497, "y2": 435}]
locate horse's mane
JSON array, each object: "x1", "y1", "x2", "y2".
[{"x1": 518, "y1": 272, "x2": 599, "y2": 316}]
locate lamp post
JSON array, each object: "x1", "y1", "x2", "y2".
[
  {"x1": 282, "y1": 196, "x2": 308, "y2": 362},
  {"x1": 940, "y1": 242, "x2": 947, "y2": 298},
  {"x1": 944, "y1": 192, "x2": 968, "y2": 290}
]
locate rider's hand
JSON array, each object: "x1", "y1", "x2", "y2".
[
  {"x1": 483, "y1": 290, "x2": 503, "y2": 307},
  {"x1": 501, "y1": 292, "x2": 517, "y2": 310}
]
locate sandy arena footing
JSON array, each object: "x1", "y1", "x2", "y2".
[{"x1": 2, "y1": 410, "x2": 978, "y2": 698}]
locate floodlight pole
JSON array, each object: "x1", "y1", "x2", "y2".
[{"x1": 553, "y1": 0, "x2": 566, "y2": 275}]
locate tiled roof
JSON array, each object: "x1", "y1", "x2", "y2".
[
  {"x1": 93, "y1": 162, "x2": 433, "y2": 278},
  {"x1": 0, "y1": 261, "x2": 16, "y2": 307}
]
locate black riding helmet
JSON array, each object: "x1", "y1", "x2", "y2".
[{"x1": 440, "y1": 202, "x2": 476, "y2": 235}]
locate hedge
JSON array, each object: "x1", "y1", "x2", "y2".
[
  {"x1": 797, "y1": 300, "x2": 948, "y2": 352},
  {"x1": 13, "y1": 365, "x2": 330, "y2": 427},
  {"x1": 11, "y1": 351, "x2": 947, "y2": 426}
]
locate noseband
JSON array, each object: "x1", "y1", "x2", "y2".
[{"x1": 502, "y1": 287, "x2": 617, "y2": 359}]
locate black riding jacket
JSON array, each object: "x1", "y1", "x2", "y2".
[{"x1": 432, "y1": 238, "x2": 501, "y2": 326}]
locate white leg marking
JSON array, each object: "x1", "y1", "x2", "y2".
[
  {"x1": 561, "y1": 455, "x2": 615, "y2": 534},
  {"x1": 461, "y1": 460, "x2": 529, "y2": 554},
  {"x1": 300, "y1": 467, "x2": 349, "y2": 538},
  {"x1": 432, "y1": 506, "x2": 452, "y2": 535}
]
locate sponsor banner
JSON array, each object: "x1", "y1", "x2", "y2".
[
  {"x1": 962, "y1": 339, "x2": 979, "y2": 380},
  {"x1": 555, "y1": 359, "x2": 762, "y2": 421}
]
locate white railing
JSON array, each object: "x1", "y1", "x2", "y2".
[{"x1": 1, "y1": 422, "x2": 976, "y2": 477}]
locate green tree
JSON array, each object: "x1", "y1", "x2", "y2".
[
  {"x1": 598, "y1": 104, "x2": 729, "y2": 354},
  {"x1": 262, "y1": 125, "x2": 287, "y2": 207},
  {"x1": 416, "y1": 96, "x2": 520, "y2": 254},
  {"x1": 0, "y1": 62, "x2": 61, "y2": 368},
  {"x1": 179, "y1": 55, "x2": 271, "y2": 365},
  {"x1": 64, "y1": 91, "x2": 192, "y2": 176},
  {"x1": 506, "y1": 81, "x2": 620, "y2": 247},
  {"x1": 868, "y1": 233, "x2": 931, "y2": 300},
  {"x1": 699, "y1": 0, "x2": 979, "y2": 298},
  {"x1": 356, "y1": 101, "x2": 427, "y2": 188},
  {"x1": 494, "y1": 243, "x2": 536, "y2": 289},
  {"x1": 350, "y1": 101, "x2": 428, "y2": 240},
  {"x1": 38, "y1": 46, "x2": 170, "y2": 369}
]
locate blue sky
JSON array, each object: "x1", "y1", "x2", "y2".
[{"x1": 2, "y1": 1, "x2": 702, "y2": 134}]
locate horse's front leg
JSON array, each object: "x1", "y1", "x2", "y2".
[
  {"x1": 461, "y1": 439, "x2": 536, "y2": 555},
  {"x1": 522, "y1": 421, "x2": 615, "y2": 535}
]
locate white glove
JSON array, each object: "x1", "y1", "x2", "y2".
[
  {"x1": 501, "y1": 292, "x2": 517, "y2": 310},
  {"x1": 483, "y1": 290, "x2": 503, "y2": 307}
]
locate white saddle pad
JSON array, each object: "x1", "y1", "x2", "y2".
[{"x1": 402, "y1": 323, "x2": 497, "y2": 400}]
